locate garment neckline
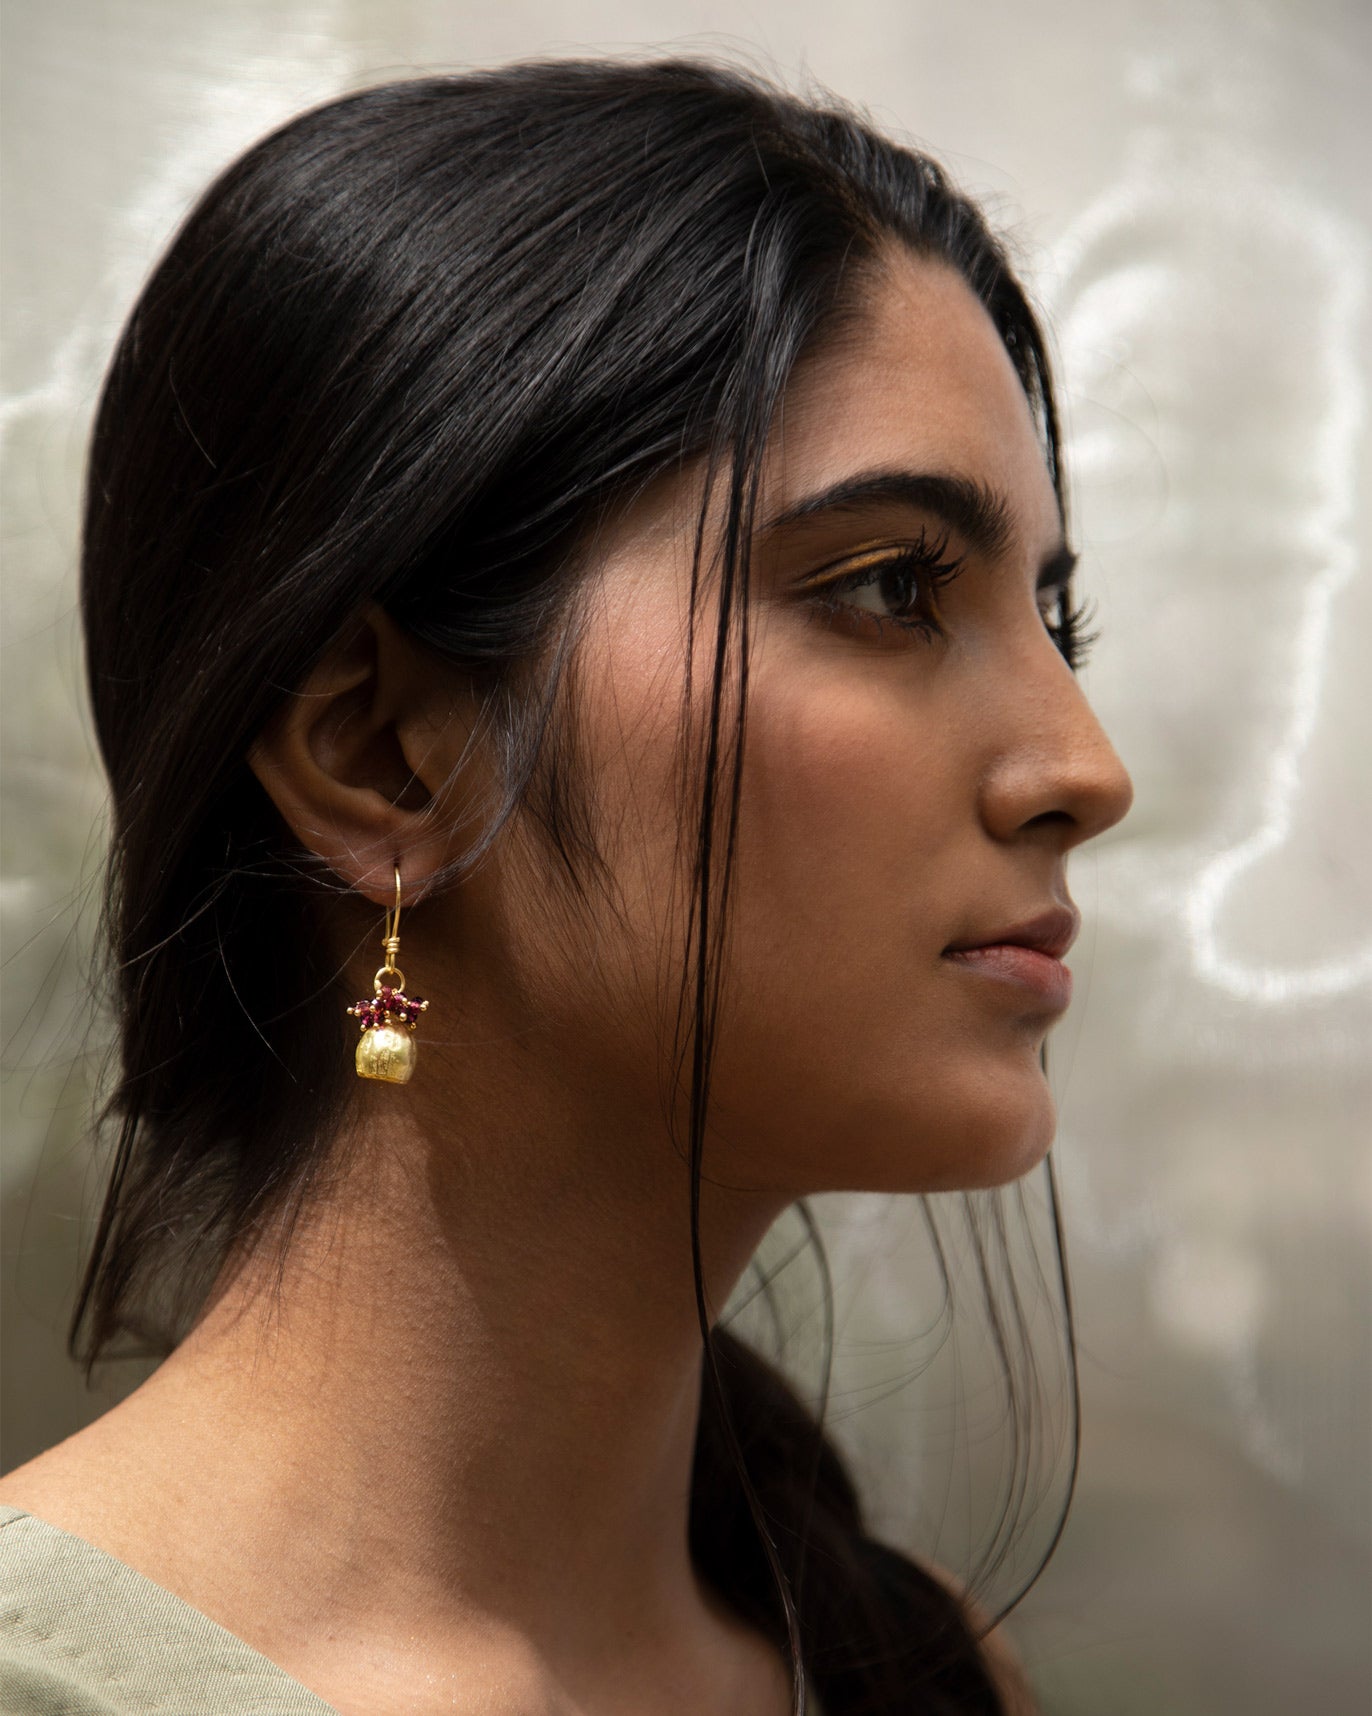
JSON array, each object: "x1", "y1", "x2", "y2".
[
  {"x1": 0, "y1": 1503, "x2": 342, "y2": 1712},
  {"x1": 1, "y1": 1504, "x2": 824, "y2": 1714}
]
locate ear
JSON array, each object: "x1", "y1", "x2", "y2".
[{"x1": 246, "y1": 602, "x2": 484, "y2": 907}]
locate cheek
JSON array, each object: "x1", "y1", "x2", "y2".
[
  {"x1": 509, "y1": 595, "x2": 698, "y2": 1093},
  {"x1": 740, "y1": 672, "x2": 959, "y2": 915},
  {"x1": 702, "y1": 663, "x2": 1057, "y2": 1194}
]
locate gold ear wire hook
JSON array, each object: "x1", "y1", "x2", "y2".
[{"x1": 382, "y1": 862, "x2": 402, "y2": 967}]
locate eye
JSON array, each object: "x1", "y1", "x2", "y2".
[
  {"x1": 1038, "y1": 583, "x2": 1101, "y2": 671},
  {"x1": 802, "y1": 528, "x2": 966, "y2": 641}
]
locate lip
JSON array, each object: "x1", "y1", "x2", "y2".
[
  {"x1": 942, "y1": 905, "x2": 1081, "y2": 962},
  {"x1": 940, "y1": 905, "x2": 1080, "y2": 1011}
]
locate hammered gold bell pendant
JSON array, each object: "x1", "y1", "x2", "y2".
[
  {"x1": 346, "y1": 864, "x2": 429, "y2": 1085},
  {"x1": 355, "y1": 1018, "x2": 418, "y2": 1083}
]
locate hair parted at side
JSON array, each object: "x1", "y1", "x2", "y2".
[{"x1": 74, "y1": 56, "x2": 1067, "y2": 1715}]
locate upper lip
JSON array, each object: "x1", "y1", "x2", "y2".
[{"x1": 942, "y1": 904, "x2": 1080, "y2": 961}]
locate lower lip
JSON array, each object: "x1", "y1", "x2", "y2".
[{"x1": 941, "y1": 944, "x2": 1073, "y2": 1010}]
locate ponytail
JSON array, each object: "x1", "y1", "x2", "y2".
[{"x1": 692, "y1": 1328, "x2": 1011, "y2": 1713}]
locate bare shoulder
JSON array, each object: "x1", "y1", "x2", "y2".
[
  {"x1": 915, "y1": 1555, "x2": 1040, "y2": 1716},
  {"x1": 0, "y1": 1437, "x2": 85, "y2": 1513},
  {"x1": 0, "y1": 1411, "x2": 152, "y2": 1553}
]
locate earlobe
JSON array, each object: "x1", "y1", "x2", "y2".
[{"x1": 244, "y1": 603, "x2": 477, "y2": 905}]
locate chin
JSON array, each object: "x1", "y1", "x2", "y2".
[
  {"x1": 922, "y1": 1066, "x2": 1059, "y2": 1193},
  {"x1": 937, "y1": 1116, "x2": 1056, "y2": 1192},
  {"x1": 701, "y1": 1027, "x2": 1061, "y2": 1197},
  {"x1": 799, "y1": 1062, "x2": 1059, "y2": 1197}
]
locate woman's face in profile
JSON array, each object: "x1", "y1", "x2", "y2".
[{"x1": 429, "y1": 246, "x2": 1134, "y2": 1199}]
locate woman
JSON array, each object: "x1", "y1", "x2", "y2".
[{"x1": 0, "y1": 56, "x2": 1133, "y2": 1716}]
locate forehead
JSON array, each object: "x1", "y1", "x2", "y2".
[{"x1": 761, "y1": 247, "x2": 1060, "y2": 549}]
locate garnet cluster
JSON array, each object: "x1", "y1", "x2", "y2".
[{"x1": 347, "y1": 985, "x2": 429, "y2": 1031}]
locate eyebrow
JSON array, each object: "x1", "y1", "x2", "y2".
[{"x1": 759, "y1": 468, "x2": 1077, "y2": 587}]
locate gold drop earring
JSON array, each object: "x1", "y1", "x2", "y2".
[{"x1": 346, "y1": 862, "x2": 429, "y2": 1084}]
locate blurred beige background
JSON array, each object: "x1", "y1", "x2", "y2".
[{"x1": 2, "y1": 2, "x2": 1369, "y2": 1711}]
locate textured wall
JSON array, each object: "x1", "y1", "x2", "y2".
[{"x1": 2, "y1": 3, "x2": 1368, "y2": 1711}]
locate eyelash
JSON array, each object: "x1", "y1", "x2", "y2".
[
  {"x1": 1044, "y1": 592, "x2": 1101, "y2": 672},
  {"x1": 804, "y1": 533, "x2": 1102, "y2": 671},
  {"x1": 803, "y1": 530, "x2": 967, "y2": 643}
]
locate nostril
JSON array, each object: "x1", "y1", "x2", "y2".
[{"x1": 1025, "y1": 808, "x2": 1076, "y2": 832}]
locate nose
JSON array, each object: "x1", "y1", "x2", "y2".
[{"x1": 978, "y1": 652, "x2": 1135, "y2": 852}]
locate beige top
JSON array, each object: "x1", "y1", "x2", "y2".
[
  {"x1": 0, "y1": 1504, "x2": 826, "y2": 1715},
  {"x1": 0, "y1": 1505, "x2": 338, "y2": 1713}
]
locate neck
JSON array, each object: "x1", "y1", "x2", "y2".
[{"x1": 132, "y1": 1080, "x2": 787, "y2": 1681}]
